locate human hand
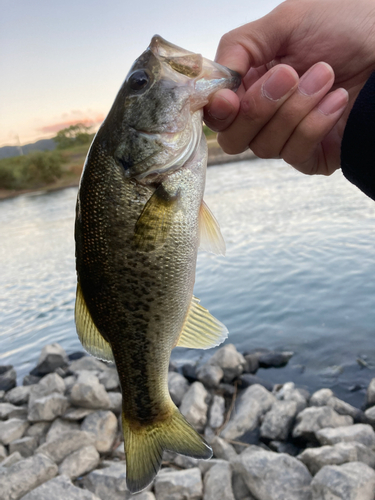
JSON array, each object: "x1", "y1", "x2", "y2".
[{"x1": 204, "y1": 0, "x2": 375, "y2": 175}]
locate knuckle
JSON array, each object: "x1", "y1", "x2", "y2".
[{"x1": 240, "y1": 94, "x2": 262, "y2": 122}]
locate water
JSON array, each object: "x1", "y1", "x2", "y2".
[{"x1": 1, "y1": 159, "x2": 374, "y2": 407}]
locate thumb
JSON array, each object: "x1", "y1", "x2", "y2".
[{"x1": 215, "y1": 5, "x2": 298, "y2": 75}]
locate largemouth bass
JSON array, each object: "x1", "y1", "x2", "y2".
[{"x1": 74, "y1": 35, "x2": 240, "y2": 493}]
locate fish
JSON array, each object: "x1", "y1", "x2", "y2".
[{"x1": 74, "y1": 35, "x2": 240, "y2": 493}]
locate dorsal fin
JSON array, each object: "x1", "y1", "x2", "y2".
[
  {"x1": 199, "y1": 200, "x2": 226, "y2": 256},
  {"x1": 75, "y1": 283, "x2": 115, "y2": 363},
  {"x1": 175, "y1": 296, "x2": 228, "y2": 349}
]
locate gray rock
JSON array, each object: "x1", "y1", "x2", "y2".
[
  {"x1": 326, "y1": 397, "x2": 363, "y2": 421},
  {"x1": 163, "y1": 451, "x2": 200, "y2": 469},
  {"x1": 316, "y1": 423, "x2": 375, "y2": 448},
  {"x1": 36, "y1": 430, "x2": 95, "y2": 464},
  {"x1": 269, "y1": 440, "x2": 300, "y2": 457},
  {"x1": 208, "y1": 344, "x2": 245, "y2": 383},
  {"x1": 112, "y1": 442, "x2": 125, "y2": 460},
  {"x1": 243, "y1": 354, "x2": 259, "y2": 374},
  {"x1": 64, "y1": 375, "x2": 76, "y2": 393},
  {"x1": 46, "y1": 417, "x2": 80, "y2": 442},
  {"x1": 70, "y1": 372, "x2": 111, "y2": 410},
  {"x1": 28, "y1": 373, "x2": 65, "y2": 407},
  {"x1": 311, "y1": 461, "x2": 375, "y2": 500},
  {"x1": 0, "y1": 403, "x2": 26, "y2": 420},
  {"x1": 168, "y1": 372, "x2": 189, "y2": 407},
  {"x1": 298, "y1": 441, "x2": 375, "y2": 475},
  {"x1": 232, "y1": 470, "x2": 254, "y2": 500},
  {"x1": 275, "y1": 382, "x2": 308, "y2": 413},
  {"x1": 5, "y1": 386, "x2": 32, "y2": 406},
  {"x1": 260, "y1": 400, "x2": 298, "y2": 441},
  {"x1": 19, "y1": 474, "x2": 102, "y2": 500},
  {"x1": 98, "y1": 369, "x2": 119, "y2": 391},
  {"x1": 0, "y1": 390, "x2": 5, "y2": 402},
  {"x1": 309, "y1": 389, "x2": 334, "y2": 407},
  {"x1": 292, "y1": 406, "x2": 353, "y2": 441},
  {"x1": 209, "y1": 395, "x2": 225, "y2": 430},
  {"x1": 211, "y1": 436, "x2": 237, "y2": 461},
  {"x1": 1, "y1": 451, "x2": 22, "y2": 467},
  {"x1": 83, "y1": 461, "x2": 133, "y2": 500},
  {"x1": 0, "y1": 367, "x2": 17, "y2": 392},
  {"x1": 232, "y1": 445, "x2": 312, "y2": 500},
  {"x1": 238, "y1": 374, "x2": 274, "y2": 392},
  {"x1": 23, "y1": 375, "x2": 41, "y2": 386},
  {"x1": 35, "y1": 343, "x2": 69, "y2": 375},
  {"x1": 81, "y1": 410, "x2": 117, "y2": 453},
  {"x1": 221, "y1": 384, "x2": 275, "y2": 440},
  {"x1": 154, "y1": 467, "x2": 202, "y2": 500},
  {"x1": 59, "y1": 445, "x2": 100, "y2": 479},
  {"x1": 196, "y1": 364, "x2": 224, "y2": 389},
  {"x1": 204, "y1": 461, "x2": 235, "y2": 500},
  {"x1": 130, "y1": 493, "x2": 155, "y2": 500},
  {"x1": 257, "y1": 351, "x2": 294, "y2": 368},
  {"x1": 180, "y1": 382, "x2": 209, "y2": 432},
  {"x1": 0, "y1": 443, "x2": 7, "y2": 461},
  {"x1": 0, "y1": 453, "x2": 58, "y2": 500},
  {"x1": 28, "y1": 393, "x2": 69, "y2": 422},
  {"x1": 108, "y1": 392, "x2": 122, "y2": 415},
  {"x1": 366, "y1": 378, "x2": 375, "y2": 408},
  {"x1": 0, "y1": 418, "x2": 29, "y2": 445},
  {"x1": 63, "y1": 407, "x2": 95, "y2": 421},
  {"x1": 365, "y1": 405, "x2": 375, "y2": 425},
  {"x1": 198, "y1": 458, "x2": 228, "y2": 475},
  {"x1": 25, "y1": 422, "x2": 50, "y2": 441},
  {"x1": 9, "y1": 436, "x2": 38, "y2": 458},
  {"x1": 69, "y1": 357, "x2": 109, "y2": 374}
]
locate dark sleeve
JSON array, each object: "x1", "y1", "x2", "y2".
[{"x1": 341, "y1": 71, "x2": 375, "y2": 201}]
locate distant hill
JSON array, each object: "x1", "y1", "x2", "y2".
[{"x1": 0, "y1": 138, "x2": 56, "y2": 159}]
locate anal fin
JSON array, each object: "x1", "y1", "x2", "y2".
[{"x1": 175, "y1": 296, "x2": 228, "y2": 349}]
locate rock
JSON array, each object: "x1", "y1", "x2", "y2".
[
  {"x1": 0, "y1": 367, "x2": 17, "y2": 392},
  {"x1": 0, "y1": 402, "x2": 27, "y2": 420},
  {"x1": 108, "y1": 392, "x2": 122, "y2": 415},
  {"x1": 311, "y1": 461, "x2": 375, "y2": 500},
  {"x1": 198, "y1": 458, "x2": 228, "y2": 475},
  {"x1": 221, "y1": 384, "x2": 275, "y2": 440},
  {"x1": 63, "y1": 407, "x2": 94, "y2": 421},
  {"x1": 232, "y1": 445, "x2": 312, "y2": 500},
  {"x1": 98, "y1": 369, "x2": 119, "y2": 391},
  {"x1": 68, "y1": 351, "x2": 86, "y2": 361},
  {"x1": 211, "y1": 436, "x2": 237, "y2": 461},
  {"x1": 292, "y1": 406, "x2": 353, "y2": 441},
  {"x1": 309, "y1": 388, "x2": 334, "y2": 407},
  {"x1": 204, "y1": 461, "x2": 235, "y2": 500},
  {"x1": 0, "y1": 443, "x2": 7, "y2": 461},
  {"x1": 69, "y1": 357, "x2": 109, "y2": 374},
  {"x1": 366, "y1": 378, "x2": 375, "y2": 408},
  {"x1": 181, "y1": 363, "x2": 198, "y2": 382},
  {"x1": 28, "y1": 393, "x2": 69, "y2": 422},
  {"x1": 25, "y1": 422, "x2": 50, "y2": 441},
  {"x1": 112, "y1": 442, "x2": 125, "y2": 460},
  {"x1": 208, "y1": 344, "x2": 245, "y2": 383},
  {"x1": 0, "y1": 418, "x2": 29, "y2": 445},
  {"x1": 23, "y1": 375, "x2": 42, "y2": 386},
  {"x1": 5, "y1": 386, "x2": 32, "y2": 406},
  {"x1": 269, "y1": 440, "x2": 300, "y2": 456},
  {"x1": 163, "y1": 451, "x2": 200, "y2": 469},
  {"x1": 64, "y1": 375, "x2": 76, "y2": 393},
  {"x1": 257, "y1": 351, "x2": 294, "y2": 368},
  {"x1": 19, "y1": 474, "x2": 102, "y2": 500},
  {"x1": 275, "y1": 382, "x2": 308, "y2": 413},
  {"x1": 36, "y1": 430, "x2": 95, "y2": 464},
  {"x1": 70, "y1": 372, "x2": 111, "y2": 410},
  {"x1": 132, "y1": 493, "x2": 155, "y2": 500},
  {"x1": 59, "y1": 445, "x2": 100, "y2": 479},
  {"x1": 81, "y1": 410, "x2": 117, "y2": 453},
  {"x1": 208, "y1": 395, "x2": 225, "y2": 429},
  {"x1": 28, "y1": 373, "x2": 65, "y2": 407},
  {"x1": 83, "y1": 461, "x2": 132, "y2": 500},
  {"x1": 1, "y1": 451, "x2": 23, "y2": 467},
  {"x1": 316, "y1": 423, "x2": 375, "y2": 448},
  {"x1": 243, "y1": 354, "x2": 259, "y2": 374},
  {"x1": 0, "y1": 390, "x2": 5, "y2": 402},
  {"x1": 154, "y1": 467, "x2": 203, "y2": 500},
  {"x1": 260, "y1": 400, "x2": 298, "y2": 441},
  {"x1": 365, "y1": 405, "x2": 375, "y2": 425},
  {"x1": 232, "y1": 470, "x2": 254, "y2": 500},
  {"x1": 298, "y1": 441, "x2": 375, "y2": 475},
  {"x1": 9, "y1": 436, "x2": 38, "y2": 458},
  {"x1": 45, "y1": 418, "x2": 80, "y2": 442},
  {"x1": 168, "y1": 372, "x2": 189, "y2": 406},
  {"x1": 0, "y1": 453, "x2": 58, "y2": 500},
  {"x1": 326, "y1": 397, "x2": 363, "y2": 422},
  {"x1": 196, "y1": 364, "x2": 224, "y2": 389},
  {"x1": 238, "y1": 374, "x2": 274, "y2": 392},
  {"x1": 180, "y1": 382, "x2": 209, "y2": 432},
  {"x1": 35, "y1": 343, "x2": 69, "y2": 375}
]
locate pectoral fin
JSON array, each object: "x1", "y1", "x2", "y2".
[
  {"x1": 75, "y1": 283, "x2": 115, "y2": 363},
  {"x1": 134, "y1": 184, "x2": 180, "y2": 251},
  {"x1": 175, "y1": 295, "x2": 228, "y2": 349},
  {"x1": 199, "y1": 200, "x2": 226, "y2": 256}
]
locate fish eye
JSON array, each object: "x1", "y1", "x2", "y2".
[{"x1": 129, "y1": 70, "x2": 150, "y2": 92}]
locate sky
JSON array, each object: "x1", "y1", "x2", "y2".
[{"x1": 0, "y1": 0, "x2": 283, "y2": 147}]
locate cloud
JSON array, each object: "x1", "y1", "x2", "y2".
[{"x1": 38, "y1": 114, "x2": 105, "y2": 134}]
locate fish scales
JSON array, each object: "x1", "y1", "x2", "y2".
[{"x1": 75, "y1": 35, "x2": 240, "y2": 492}]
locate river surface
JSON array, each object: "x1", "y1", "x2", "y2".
[{"x1": 1, "y1": 159, "x2": 374, "y2": 407}]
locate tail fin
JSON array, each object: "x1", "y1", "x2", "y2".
[{"x1": 122, "y1": 407, "x2": 212, "y2": 493}]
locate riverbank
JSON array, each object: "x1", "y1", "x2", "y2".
[
  {"x1": 1, "y1": 343, "x2": 375, "y2": 499},
  {"x1": 0, "y1": 141, "x2": 256, "y2": 201}
]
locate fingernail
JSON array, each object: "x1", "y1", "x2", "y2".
[
  {"x1": 207, "y1": 95, "x2": 233, "y2": 121},
  {"x1": 318, "y1": 88, "x2": 348, "y2": 115},
  {"x1": 262, "y1": 67, "x2": 297, "y2": 101},
  {"x1": 299, "y1": 62, "x2": 333, "y2": 96}
]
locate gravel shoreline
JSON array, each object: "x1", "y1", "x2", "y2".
[{"x1": 1, "y1": 343, "x2": 375, "y2": 499}]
